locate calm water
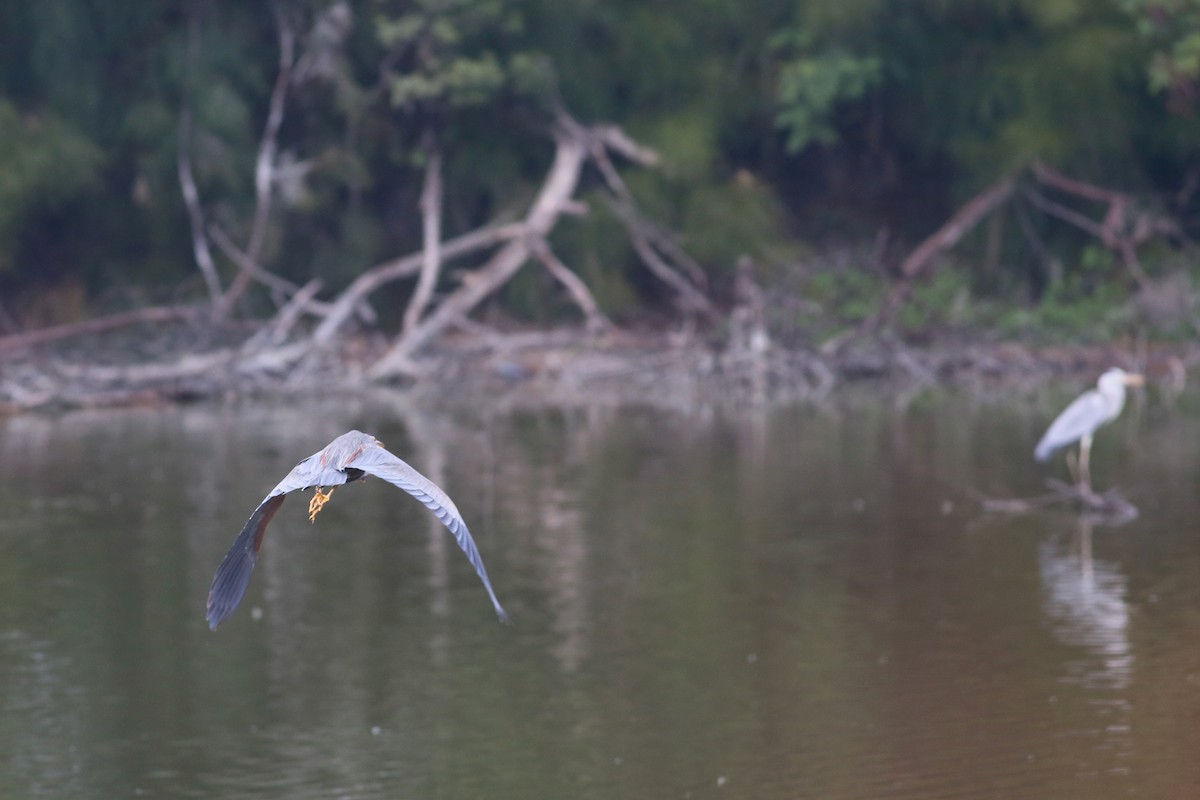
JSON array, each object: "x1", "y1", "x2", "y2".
[{"x1": 3, "y1": 382, "x2": 1200, "y2": 799}]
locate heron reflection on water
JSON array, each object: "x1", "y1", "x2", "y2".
[
  {"x1": 206, "y1": 430, "x2": 511, "y2": 630},
  {"x1": 1034, "y1": 368, "x2": 1144, "y2": 496}
]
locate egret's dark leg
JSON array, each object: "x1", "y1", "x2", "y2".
[
  {"x1": 1078, "y1": 434, "x2": 1094, "y2": 498},
  {"x1": 1066, "y1": 449, "x2": 1080, "y2": 485}
]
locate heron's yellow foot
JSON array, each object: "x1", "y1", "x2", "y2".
[{"x1": 308, "y1": 486, "x2": 335, "y2": 522}]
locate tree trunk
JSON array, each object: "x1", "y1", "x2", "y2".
[{"x1": 403, "y1": 146, "x2": 445, "y2": 335}]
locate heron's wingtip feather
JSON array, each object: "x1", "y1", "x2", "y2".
[
  {"x1": 204, "y1": 496, "x2": 286, "y2": 630},
  {"x1": 205, "y1": 520, "x2": 266, "y2": 630},
  {"x1": 205, "y1": 543, "x2": 257, "y2": 630}
]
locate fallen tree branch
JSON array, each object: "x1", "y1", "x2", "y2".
[
  {"x1": 975, "y1": 478, "x2": 1138, "y2": 519},
  {"x1": 368, "y1": 116, "x2": 593, "y2": 378},
  {"x1": 53, "y1": 340, "x2": 310, "y2": 387},
  {"x1": 861, "y1": 174, "x2": 1017, "y2": 336},
  {"x1": 608, "y1": 198, "x2": 718, "y2": 319},
  {"x1": 311, "y1": 221, "x2": 527, "y2": 344},
  {"x1": 0, "y1": 306, "x2": 200, "y2": 355},
  {"x1": 1030, "y1": 162, "x2": 1159, "y2": 290},
  {"x1": 1024, "y1": 188, "x2": 1104, "y2": 238},
  {"x1": 246, "y1": 278, "x2": 324, "y2": 348},
  {"x1": 56, "y1": 348, "x2": 237, "y2": 383},
  {"x1": 530, "y1": 237, "x2": 612, "y2": 332},
  {"x1": 1031, "y1": 162, "x2": 1121, "y2": 204},
  {"x1": 209, "y1": 223, "x2": 303, "y2": 303}
]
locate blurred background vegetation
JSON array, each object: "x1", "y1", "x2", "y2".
[{"x1": 1, "y1": 0, "x2": 1198, "y2": 345}]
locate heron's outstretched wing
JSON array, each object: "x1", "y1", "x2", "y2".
[
  {"x1": 350, "y1": 443, "x2": 512, "y2": 623},
  {"x1": 1034, "y1": 389, "x2": 1108, "y2": 461},
  {"x1": 206, "y1": 494, "x2": 287, "y2": 630},
  {"x1": 205, "y1": 446, "x2": 356, "y2": 630}
]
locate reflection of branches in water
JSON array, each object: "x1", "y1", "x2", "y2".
[
  {"x1": 374, "y1": 396, "x2": 604, "y2": 674},
  {"x1": 491, "y1": 408, "x2": 595, "y2": 675}
]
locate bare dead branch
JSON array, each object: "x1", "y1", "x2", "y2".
[
  {"x1": 529, "y1": 237, "x2": 613, "y2": 332},
  {"x1": 56, "y1": 349, "x2": 236, "y2": 383},
  {"x1": 403, "y1": 147, "x2": 445, "y2": 335},
  {"x1": 635, "y1": 217, "x2": 709, "y2": 291},
  {"x1": 217, "y1": 4, "x2": 298, "y2": 317},
  {"x1": 626, "y1": 221, "x2": 718, "y2": 319},
  {"x1": 588, "y1": 129, "x2": 706, "y2": 293},
  {"x1": 591, "y1": 124, "x2": 661, "y2": 168},
  {"x1": 1031, "y1": 162, "x2": 1122, "y2": 204},
  {"x1": 311, "y1": 221, "x2": 527, "y2": 344},
  {"x1": 1028, "y1": 166, "x2": 1165, "y2": 290},
  {"x1": 177, "y1": 111, "x2": 223, "y2": 310},
  {"x1": 0, "y1": 306, "x2": 200, "y2": 355},
  {"x1": 975, "y1": 478, "x2": 1138, "y2": 519},
  {"x1": 898, "y1": 176, "x2": 1018, "y2": 281},
  {"x1": 53, "y1": 341, "x2": 309, "y2": 387},
  {"x1": 1014, "y1": 195, "x2": 1062, "y2": 283},
  {"x1": 588, "y1": 141, "x2": 633, "y2": 201},
  {"x1": 856, "y1": 174, "x2": 1017, "y2": 337},
  {"x1": 248, "y1": 278, "x2": 324, "y2": 348},
  {"x1": 209, "y1": 223, "x2": 302, "y2": 302},
  {"x1": 1024, "y1": 188, "x2": 1104, "y2": 238},
  {"x1": 605, "y1": 198, "x2": 717, "y2": 318},
  {"x1": 368, "y1": 126, "x2": 593, "y2": 377}
]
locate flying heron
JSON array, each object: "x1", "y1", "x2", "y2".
[
  {"x1": 206, "y1": 430, "x2": 510, "y2": 630},
  {"x1": 1034, "y1": 368, "x2": 1144, "y2": 494}
]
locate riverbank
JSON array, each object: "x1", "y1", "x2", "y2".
[{"x1": 0, "y1": 317, "x2": 1191, "y2": 413}]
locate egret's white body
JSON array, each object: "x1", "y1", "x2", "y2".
[{"x1": 1034, "y1": 368, "x2": 1143, "y2": 492}]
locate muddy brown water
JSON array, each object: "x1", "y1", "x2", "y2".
[{"x1": 2, "y1": 381, "x2": 1199, "y2": 799}]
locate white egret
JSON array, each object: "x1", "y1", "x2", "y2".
[{"x1": 1034, "y1": 368, "x2": 1143, "y2": 495}]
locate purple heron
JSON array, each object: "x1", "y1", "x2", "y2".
[{"x1": 206, "y1": 430, "x2": 510, "y2": 629}]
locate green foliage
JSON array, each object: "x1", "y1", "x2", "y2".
[
  {"x1": 678, "y1": 176, "x2": 792, "y2": 277},
  {"x1": 807, "y1": 267, "x2": 884, "y2": 324},
  {"x1": 641, "y1": 110, "x2": 721, "y2": 181},
  {"x1": 0, "y1": 100, "x2": 102, "y2": 271},
  {"x1": 764, "y1": 252, "x2": 888, "y2": 346},
  {"x1": 997, "y1": 286, "x2": 1133, "y2": 341},
  {"x1": 772, "y1": 31, "x2": 882, "y2": 153},
  {"x1": 898, "y1": 270, "x2": 975, "y2": 332},
  {"x1": 1117, "y1": 0, "x2": 1200, "y2": 101},
  {"x1": 0, "y1": 0, "x2": 1195, "y2": 341},
  {"x1": 376, "y1": 0, "x2": 535, "y2": 113}
]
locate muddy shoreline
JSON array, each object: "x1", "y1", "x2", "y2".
[{"x1": 0, "y1": 322, "x2": 1192, "y2": 413}]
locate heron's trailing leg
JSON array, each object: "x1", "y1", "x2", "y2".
[{"x1": 308, "y1": 486, "x2": 335, "y2": 522}]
